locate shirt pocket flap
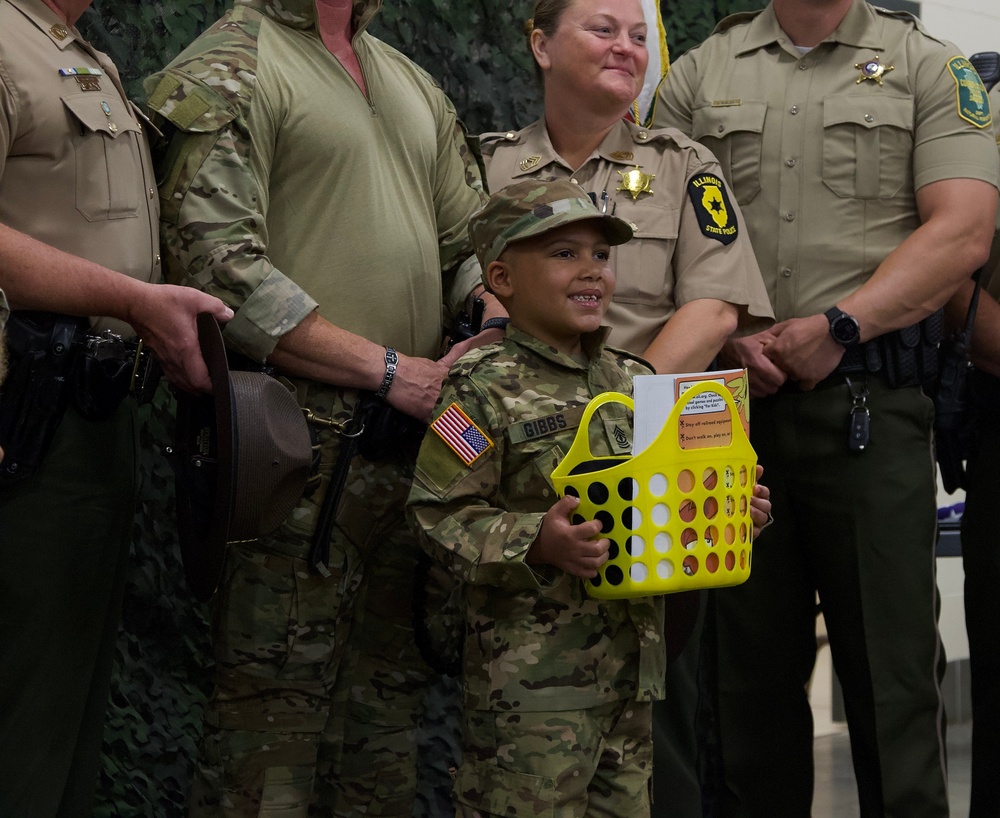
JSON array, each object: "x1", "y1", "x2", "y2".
[
  {"x1": 692, "y1": 100, "x2": 767, "y2": 141},
  {"x1": 823, "y1": 94, "x2": 914, "y2": 130},
  {"x1": 615, "y1": 199, "x2": 679, "y2": 240},
  {"x1": 62, "y1": 92, "x2": 140, "y2": 139}
]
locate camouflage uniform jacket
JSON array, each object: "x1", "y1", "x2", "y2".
[
  {"x1": 406, "y1": 326, "x2": 667, "y2": 712},
  {"x1": 144, "y1": 0, "x2": 487, "y2": 363}
]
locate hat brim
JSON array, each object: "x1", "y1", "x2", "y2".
[
  {"x1": 175, "y1": 315, "x2": 314, "y2": 602},
  {"x1": 174, "y1": 314, "x2": 236, "y2": 603}
]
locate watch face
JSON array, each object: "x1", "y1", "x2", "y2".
[{"x1": 831, "y1": 314, "x2": 859, "y2": 345}]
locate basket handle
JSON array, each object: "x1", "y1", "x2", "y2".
[
  {"x1": 556, "y1": 391, "x2": 634, "y2": 470},
  {"x1": 655, "y1": 379, "x2": 751, "y2": 451}
]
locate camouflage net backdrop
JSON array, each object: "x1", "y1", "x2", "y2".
[{"x1": 76, "y1": 0, "x2": 766, "y2": 814}]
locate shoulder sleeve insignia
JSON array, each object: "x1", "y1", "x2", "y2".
[
  {"x1": 431, "y1": 403, "x2": 494, "y2": 466},
  {"x1": 687, "y1": 173, "x2": 739, "y2": 245},
  {"x1": 948, "y1": 56, "x2": 993, "y2": 129}
]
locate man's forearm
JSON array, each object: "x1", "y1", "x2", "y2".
[
  {"x1": 641, "y1": 299, "x2": 739, "y2": 374},
  {"x1": 838, "y1": 178, "x2": 997, "y2": 340},
  {"x1": 0, "y1": 223, "x2": 150, "y2": 319},
  {"x1": 267, "y1": 311, "x2": 450, "y2": 422}
]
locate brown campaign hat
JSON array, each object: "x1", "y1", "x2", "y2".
[{"x1": 174, "y1": 314, "x2": 313, "y2": 602}]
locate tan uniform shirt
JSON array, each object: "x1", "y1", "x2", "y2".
[
  {"x1": 481, "y1": 119, "x2": 772, "y2": 356},
  {"x1": 0, "y1": 0, "x2": 160, "y2": 336},
  {"x1": 656, "y1": 0, "x2": 1000, "y2": 322}
]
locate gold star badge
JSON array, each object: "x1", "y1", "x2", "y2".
[
  {"x1": 855, "y1": 55, "x2": 894, "y2": 86},
  {"x1": 519, "y1": 155, "x2": 541, "y2": 171},
  {"x1": 616, "y1": 166, "x2": 654, "y2": 200}
]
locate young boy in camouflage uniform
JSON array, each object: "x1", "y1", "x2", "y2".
[{"x1": 406, "y1": 178, "x2": 666, "y2": 817}]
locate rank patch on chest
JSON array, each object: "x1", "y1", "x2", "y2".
[
  {"x1": 948, "y1": 56, "x2": 993, "y2": 129},
  {"x1": 687, "y1": 174, "x2": 738, "y2": 245},
  {"x1": 431, "y1": 403, "x2": 493, "y2": 466}
]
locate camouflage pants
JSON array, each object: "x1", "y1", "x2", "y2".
[
  {"x1": 454, "y1": 700, "x2": 653, "y2": 818},
  {"x1": 321, "y1": 527, "x2": 434, "y2": 817},
  {"x1": 188, "y1": 385, "x2": 431, "y2": 817}
]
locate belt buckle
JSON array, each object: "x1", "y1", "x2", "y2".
[{"x1": 129, "y1": 340, "x2": 162, "y2": 403}]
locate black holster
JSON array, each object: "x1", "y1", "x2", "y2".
[
  {"x1": 0, "y1": 312, "x2": 88, "y2": 484},
  {"x1": 355, "y1": 395, "x2": 427, "y2": 464},
  {"x1": 0, "y1": 310, "x2": 158, "y2": 484}
]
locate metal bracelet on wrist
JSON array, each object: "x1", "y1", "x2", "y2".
[{"x1": 375, "y1": 346, "x2": 397, "y2": 399}]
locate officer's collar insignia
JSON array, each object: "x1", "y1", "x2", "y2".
[
  {"x1": 609, "y1": 150, "x2": 634, "y2": 161},
  {"x1": 49, "y1": 24, "x2": 69, "y2": 41},
  {"x1": 947, "y1": 56, "x2": 993, "y2": 129},
  {"x1": 855, "y1": 55, "x2": 894, "y2": 86},
  {"x1": 616, "y1": 166, "x2": 654, "y2": 200},
  {"x1": 519, "y1": 155, "x2": 541, "y2": 171}
]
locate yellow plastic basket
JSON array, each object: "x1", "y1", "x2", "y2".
[{"x1": 550, "y1": 381, "x2": 757, "y2": 599}]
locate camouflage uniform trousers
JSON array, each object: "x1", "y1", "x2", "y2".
[
  {"x1": 188, "y1": 385, "x2": 429, "y2": 817},
  {"x1": 321, "y1": 515, "x2": 437, "y2": 817},
  {"x1": 454, "y1": 699, "x2": 654, "y2": 818}
]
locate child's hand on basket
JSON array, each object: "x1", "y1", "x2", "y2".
[
  {"x1": 528, "y1": 495, "x2": 610, "y2": 578},
  {"x1": 750, "y1": 464, "x2": 772, "y2": 538}
]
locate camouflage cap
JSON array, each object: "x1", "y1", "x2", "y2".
[{"x1": 470, "y1": 178, "x2": 633, "y2": 269}]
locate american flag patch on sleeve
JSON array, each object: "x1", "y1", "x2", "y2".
[{"x1": 431, "y1": 402, "x2": 494, "y2": 465}]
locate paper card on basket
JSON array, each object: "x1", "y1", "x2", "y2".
[{"x1": 632, "y1": 369, "x2": 750, "y2": 456}]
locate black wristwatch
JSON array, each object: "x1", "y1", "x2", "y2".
[{"x1": 824, "y1": 307, "x2": 861, "y2": 347}]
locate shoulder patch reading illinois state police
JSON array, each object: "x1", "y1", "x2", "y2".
[
  {"x1": 687, "y1": 174, "x2": 738, "y2": 245},
  {"x1": 948, "y1": 56, "x2": 992, "y2": 129}
]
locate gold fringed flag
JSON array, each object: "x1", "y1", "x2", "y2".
[{"x1": 630, "y1": 0, "x2": 670, "y2": 128}]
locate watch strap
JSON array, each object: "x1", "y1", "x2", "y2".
[{"x1": 480, "y1": 317, "x2": 510, "y2": 333}]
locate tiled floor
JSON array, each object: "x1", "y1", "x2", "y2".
[{"x1": 813, "y1": 721, "x2": 972, "y2": 817}]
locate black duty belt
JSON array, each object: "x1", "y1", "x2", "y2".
[{"x1": 833, "y1": 310, "x2": 943, "y2": 391}]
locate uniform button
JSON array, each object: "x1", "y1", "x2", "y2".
[
  {"x1": 718, "y1": 124, "x2": 725, "y2": 133},
  {"x1": 149, "y1": 187, "x2": 155, "y2": 198},
  {"x1": 789, "y1": 105, "x2": 799, "y2": 115},
  {"x1": 570, "y1": 178, "x2": 579, "y2": 184},
  {"x1": 784, "y1": 212, "x2": 795, "y2": 222},
  {"x1": 782, "y1": 268, "x2": 792, "y2": 277},
  {"x1": 155, "y1": 254, "x2": 161, "y2": 265},
  {"x1": 638, "y1": 131, "x2": 648, "y2": 139},
  {"x1": 506, "y1": 131, "x2": 516, "y2": 139},
  {"x1": 785, "y1": 158, "x2": 797, "y2": 167},
  {"x1": 865, "y1": 114, "x2": 874, "y2": 123},
  {"x1": 798, "y1": 62, "x2": 809, "y2": 70}
]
